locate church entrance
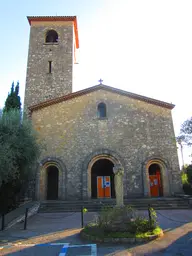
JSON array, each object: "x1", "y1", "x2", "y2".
[
  {"x1": 46, "y1": 166, "x2": 59, "y2": 200},
  {"x1": 149, "y1": 164, "x2": 163, "y2": 197},
  {"x1": 91, "y1": 159, "x2": 115, "y2": 199}
]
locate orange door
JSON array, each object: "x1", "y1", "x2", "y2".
[
  {"x1": 97, "y1": 176, "x2": 111, "y2": 198},
  {"x1": 104, "y1": 176, "x2": 111, "y2": 198},
  {"x1": 97, "y1": 176, "x2": 104, "y2": 198},
  {"x1": 156, "y1": 171, "x2": 163, "y2": 196},
  {"x1": 149, "y1": 175, "x2": 159, "y2": 197}
]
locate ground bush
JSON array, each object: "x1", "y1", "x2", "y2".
[
  {"x1": 181, "y1": 169, "x2": 192, "y2": 195},
  {"x1": 186, "y1": 165, "x2": 192, "y2": 184},
  {"x1": 86, "y1": 204, "x2": 159, "y2": 238},
  {"x1": 183, "y1": 183, "x2": 192, "y2": 195}
]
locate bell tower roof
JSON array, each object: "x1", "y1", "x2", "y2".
[{"x1": 27, "y1": 16, "x2": 79, "y2": 48}]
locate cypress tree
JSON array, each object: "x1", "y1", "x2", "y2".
[{"x1": 3, "y1": 82, "x2": 21, "y2": 113}]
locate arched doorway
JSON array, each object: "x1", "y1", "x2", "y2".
[
  {"x1": 46, "y1": 166, "x2": 59, "y2": 200},
  {"x1": 91, "y1": 159, "x2": 115, "y2": 199},
  {"x1": 148, "y1": 163, "x2": 163, "y2": 197}
]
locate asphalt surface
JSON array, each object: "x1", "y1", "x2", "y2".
[
  {"x1": 0, "y1": 243, "x2": 97, "y2": 256},
  {"x1": 0, "y1": 210, "x2": 192, "y2": 255}
]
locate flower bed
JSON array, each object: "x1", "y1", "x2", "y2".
[
  {"x1": 80, "y1": 205, "x2": 164, "y2": 243},
  {"x1": 80, "y1": 225, "x2": 163, "y2": 243}
]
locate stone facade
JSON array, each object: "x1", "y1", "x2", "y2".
[
  {"x1": 31, "y1": 89, "x2": 182, "y2": 200},
  {"x1": 24, "y1": 16, "x2": 182, "y2": 201},
  {"x1": 24, "y1": 19, "x2": 76, "y2": 114}
]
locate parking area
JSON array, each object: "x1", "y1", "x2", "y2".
[
  {"x1": 0, "y1": 242, "x2": 97, "y2": 256},
  {"x1": 0, "y1": 209, "x2": 192, "y2": 255}
]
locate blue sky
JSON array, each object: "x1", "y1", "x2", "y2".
[{"x1": 0, "y1": 0, "x2": 192, "y2": 165}]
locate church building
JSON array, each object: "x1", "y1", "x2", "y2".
[{"x1": 24, "y1": 16, "x2": 182, "y2": 201}]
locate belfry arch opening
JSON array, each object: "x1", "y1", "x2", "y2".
[
  {"x1": 91, "y1": 159, "x2": 115, "y2": 199},
  {"x1": 148, "y1": 163, "x2": 163, "y2": 197},
  {"x1": 46, "y1": 165, "x2": 59, "y2": 200},
  {"x1": 45, "y1": 30, "x2": 58, "y2": 43}
]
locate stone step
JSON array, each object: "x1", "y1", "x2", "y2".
[
  {"x1": 40, "y1": 203, "x2": 189, "y2": 209},
  {"x1": 41, "y1": 200, "x2": 188, "y2": 205},
  {"x1": 40, "y1": 202, "x2": 189, "y2": 209},
  {"x1": 41, "y1": 197, "x2": 187, "y2": 204},
  {"x1": 40, "y1": 199, "x2": 188, "y2": 205},
  {"x1": 39, "y1": 205, "x2": 189, "y2": 213},
  {"x1": 39, "y1": 202, "x2": 190, "y2": 213},
  {"x1": 38, "y1": 197, "x2": 190, "y2": 213}
]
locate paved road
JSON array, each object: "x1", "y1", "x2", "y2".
[
  {"x1": 0, "y1": 210, "x2": 192, "y2": 255},
  {"x1": 0, "y1": 242, "x2": 97, "y2": 256}
]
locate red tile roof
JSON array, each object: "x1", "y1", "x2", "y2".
[
  {"x1": 29, "y1": 84, "x2": 175, "y2": 113},
  {"x1": 27, "y1": 16, "x2": 79, "y2": 48}
]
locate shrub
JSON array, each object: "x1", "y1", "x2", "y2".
[
  {"x1": 95, "y1": 205, "x2": 136, "y2": 232},
  {"x1": 130, "y1": 216, "x2": 151, "y2": 233},
  {"x1": 149, "y1": 206, "x2": 158, "y2": 229},
  {"x1": 183, "y1": 183, "x2": 192, "y2": 195},
  {"x1": 82, "y1": 206, "x2": 161, "y2": 241},
  {"x1": 186, "y1": 165, "x2": 192, "y2": 184},
  {"x1": 129, "y1": 207, "x2": 157, "y2": 233},
  {"x1": 181, "y1": 171, "x2": 189, "y2": 184},
  {"x1": 181, "y1": 168, "x2": 192, "y2": 195},
  {"x1": 92, "y1": 205, "x2": 158, "y2": 234}
]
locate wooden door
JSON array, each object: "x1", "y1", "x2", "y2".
[
  {"x1": 156, "y1": 170, "x2": 163, "y2": 196},
  {"x1": 149, "y1": 175, "x2": 159, "y2": 197},
  {"x1": 97, "y1": 176, "x2": 111, "y2": 198},
  {"x1": 104, "y1": 176, "x2": 111, "y2": 198},
  {"x1": 97, "y1": 176, "x2": 104, "y2": 198}
]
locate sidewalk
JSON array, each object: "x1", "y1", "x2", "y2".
[{"x1": 0, "y1": 212, "x2": 96, "y2": 245}]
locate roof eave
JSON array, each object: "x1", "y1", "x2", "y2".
[
  {"x1": 27, "y1": 16, "x2": 79, "y2": 49},
  {"x1": 29, "y1": 84, "x2": 175, "y2": 113}
]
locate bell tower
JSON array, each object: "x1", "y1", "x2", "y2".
[{"x1": 24, "y1": 16, "x2": 79, "y2": 113}]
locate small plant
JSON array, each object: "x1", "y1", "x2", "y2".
[
  {"x1": 186, "y1": 165, "x2": 192, "y2": 183},
  {"x1": 149, "y1": 206, "x2": 158, "y2": 230},
  {"x1": 181, "y1": 171, "x2": 189, "y2": 184},
  {"x1": 131, "y1": 216, "x2": 151, "y2": 233},
  {"x1": 181, "y1": 169, "x2": 192, "y2": 195},
  {"x1": 83, "y1": 207, "x2": 88, "y2": 214},
  {"x1": 96, "y1": 205, "x2": 136, "y2": 231}
]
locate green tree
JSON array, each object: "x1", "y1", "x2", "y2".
[
  {"x1": 0, "y1": 110, "x2": 40, "y2": 213},
  {"x1": 3, "y1": 82, "x2": 21, "y2": 113}
]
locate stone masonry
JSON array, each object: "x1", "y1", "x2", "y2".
[
  {"x1": 31, "y1": 88, "x2": 182, "y2": 200},
  {"x1": 24, "y1": 16, "x2": 182, "y2": 201},
  {"x1": 24, "y1": 18, "x2": 77, "y2": 114}
]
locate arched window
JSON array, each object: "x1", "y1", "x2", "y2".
[
  {"x1": 97, "y1": 102, "x2": 107, "y2": 118},
  {"x1": 45, "y1": 30, "x2": 58, "y2": 43}
]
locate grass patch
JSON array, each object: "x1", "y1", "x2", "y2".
[{"x1": 82, "y1": 225, "x2": 162, "y2": 239}]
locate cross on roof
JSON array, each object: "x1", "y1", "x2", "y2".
[{"x1": 98, "y1": 78, "x2": 103, "y2": 85}]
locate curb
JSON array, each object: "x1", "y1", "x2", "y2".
[
  {"x1": 1, "y1": 202, "x2": 40, "y2": 231},
  {"x1": 80, "y1": 230, "x2": 164, "y2": 243}
]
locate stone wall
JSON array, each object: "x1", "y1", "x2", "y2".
[
  {"x1": 24, "y1": 21, "x2": 74, "y2": 113},
  {"x1": 32, "y1": 89, "x2": 182, "y2": 200}
]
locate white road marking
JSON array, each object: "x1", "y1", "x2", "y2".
[
  {"x1": 0, "y1": 242, "x2": 97, "y2": 255},
  {"x1": 59, "y1": 243, "x2": 69, "y2": 256},
  {"x1": 69, "y1": 244, "x2": 95, "y2": 248},
  {"x1": 91, "y1": 244, "x2": 97, "y2": 256}
]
